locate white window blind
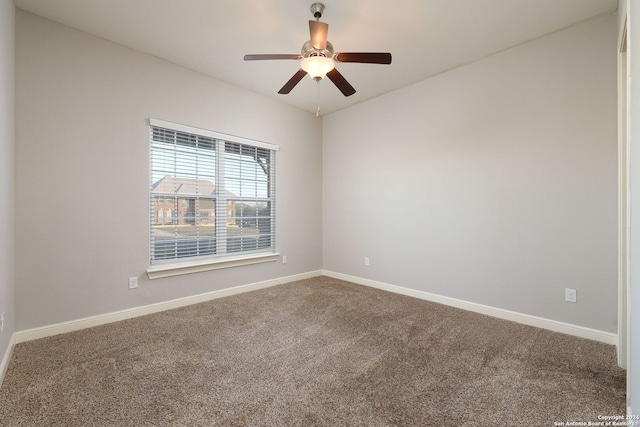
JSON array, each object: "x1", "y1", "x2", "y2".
[{"x1": 149, "y1": 119, "x2": 277, "y2": 265}]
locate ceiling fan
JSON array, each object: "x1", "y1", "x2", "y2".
[{"x1": 244, "y1": 2, "x2": 392, "y2": 98}]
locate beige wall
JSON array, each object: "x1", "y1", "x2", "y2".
[
  {"x1": 0, "y1": 0, "x2": 15, "y2": 363},
  {"x1": 622, "y1": 0, "x2": 640, "y2": 415},
  {"x1": 323, "y1": 13, "x2": 618, "y2": 333},
  {"x1": 14, "y1": 11, "x2": 323, "y2": 331}
]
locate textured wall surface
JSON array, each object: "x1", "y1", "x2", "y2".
[
  {"x1": 323, "y1": 14, "x2": 618, "y2": 333},
  {"x1": 0, "y1": 0, "x2": 15, "y2": 368}
]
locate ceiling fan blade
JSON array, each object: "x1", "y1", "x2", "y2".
[
  {"x1": 334, "y1": 52, "x2": 392, "y2": 64},
  {"x1": 309, "y1": 20, "x2": 329, "y2": 50},
  {"x1": 278, "y1": 69, "x2": 308, "y2": 94},
  {"x1": 244, "y1": 54, "x2": 302, "y2": 61},
  {"x1": 326, "y1": 68, "x2": 356, "y2": 97}
]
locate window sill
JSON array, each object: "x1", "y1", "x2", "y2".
[{"x1": 146, "y1": 252, "x2": 280, "y2": 279}]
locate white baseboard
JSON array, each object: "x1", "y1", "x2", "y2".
[
  {"x1": 322, "y1": 270, "x2": 617, "y2": 345},
  {"x1": 14, "y1": 269, "x2": 617, "y2": 346},
  {"x1": 0, "y1": 334, "x2": 16, "y2": 389},
  {"x1": 15, "y1": 270, "x2": 323, "y2": 344}
]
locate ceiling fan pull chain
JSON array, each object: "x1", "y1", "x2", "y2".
[{"x1": 316, "y1": 80, "x2": 321, "y2": 117}]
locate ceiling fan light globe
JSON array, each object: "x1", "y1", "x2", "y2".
[{"x1": 301, "y1": 56, "x2": 335, "y2": 79}]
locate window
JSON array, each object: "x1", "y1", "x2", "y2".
[{"x1": 148, "y1": 119, "x2": 278, "y2": 275}]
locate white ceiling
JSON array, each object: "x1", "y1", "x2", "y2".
[{"x1": 14, "y1": 0, "x2": 618, "y2": 115}]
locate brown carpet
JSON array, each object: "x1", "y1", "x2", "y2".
[{"x1": 0, "y1": 276, "x2": 626, "y2": 426}]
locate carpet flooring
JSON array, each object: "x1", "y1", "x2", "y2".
[{"x1": 0, "y1": 276, "x2": 626, "y2": 426}]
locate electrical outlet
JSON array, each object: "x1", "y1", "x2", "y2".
[
  {"x1": 565, "y1": 288, "x2": 577, "y2": 303},
  {"x1": 282, "y1": 255, "x2": 287, "y2": 264},
  {"x1": 129, "y1": 277, "x2": 138, "y2": 289},
  {"x1": 364, "y1": 257, "x2": 370, "y2": 266}
]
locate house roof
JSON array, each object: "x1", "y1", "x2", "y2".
[{"x1": 151, "y1": 176, "x2": 235, "y2": 198}]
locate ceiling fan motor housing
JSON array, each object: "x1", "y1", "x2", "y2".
[{"x1": 301, "y1": 40, "x2": 334, "y2": 59}]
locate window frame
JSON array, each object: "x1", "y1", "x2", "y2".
[{"x1": 146, "y1": 118, "x2": 279, "y2": 279}]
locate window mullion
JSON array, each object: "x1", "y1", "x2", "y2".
[
  {"x1": 172, "y1": 132, "x2": 179, "y2": 260},
  {"x1": 216, "y1": 140, "x2": 227, "y2": 254},
  {"x1": 269, "y1": 151, "x2": 276, "y2": 249},
  {"x1": 195, "y1": 138, "x2": 200, "y2": 256}
]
